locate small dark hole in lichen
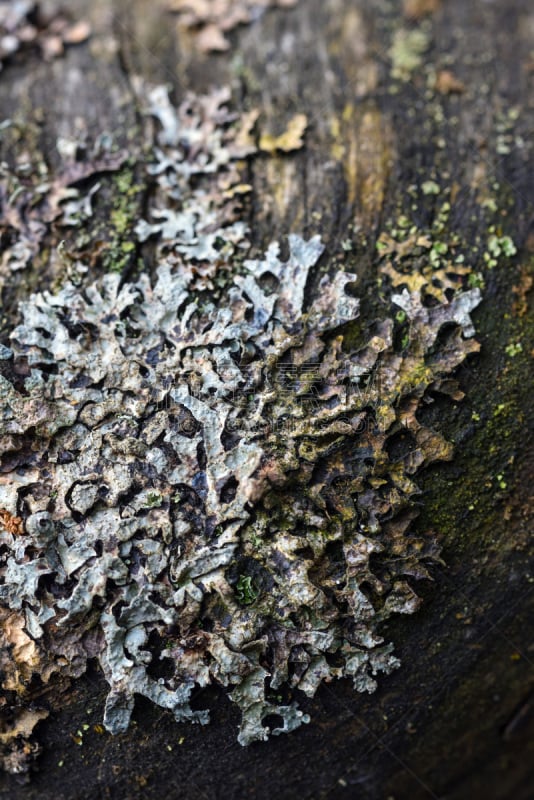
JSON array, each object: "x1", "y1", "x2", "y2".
[
  {"x1": 261, "y1": 713, "x2": 285, "y2": 730},
  {"x1": 257, "y1": 272, "x2": 278, "y2": 295},
  {"x1": 309, "y1": 540, "x2": 346, "y2": 589},
  {"x1": 219, "y1": 476, "x2": 238, "y2": 504},
  {"x1": 196, "y1": 441, "x2": 207, "y2": 471},
  {"x1": 34, "y1": 326, "x2": 52, "y2": 340},
  {"x1": 221, "y1": 425, "x2": 241, "y2": 451},
  {"x1": 34, "y1": 362, "x2": 58, "y2": 376},
  {"x1": 190, "y1": 685, "x2": 222, "y2": 712},
  {"x1": 324, "y1": 652, "x2": 345, "y2": 668},
  {"x1": 422, "y1": 293, "x2": 442, "y2": 309},
  {"x1": 385, "y1": 430, "x2": 417, "y2": 462},
  {"x1": 293, "y1": 546, "x2": 314, "y2": 561},
  {"x1": 59, "y1": 316, "x2": 99, "y2": 343},
  {"x1": 357, "y1": 579, "x2": 382, "y2": 609},
  {"x1": 425, "y1": 321, "x2": 458, "y2": 357},
  {"x1": 172, "y1": 406, "x2": 200, "y2": 438},
  {"x1": 112, "y1": 599, "x2": 127, "y2": 620},
  {"x1": 144, "y1": 634, "x2": 175, "y2": 681}
]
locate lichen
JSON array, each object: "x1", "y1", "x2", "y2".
[
  {"x1": 389, "y1": 28, "x2": 430, "y2": 81},
  {"x1": 0, "y1": 227, "x2": 480, "y2": 753},
  {"x1": 0, "y1": 3, "x2": 91, "y2": 73},
  {"x1": 0, "y1": 82, "x2": 483, "y2": 770},
  {"x1": 167, "y1": 0, "x2": 298, "y2": 53}
]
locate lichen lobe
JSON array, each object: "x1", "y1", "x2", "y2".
[{"x1": 0, "y1": 226, "x2": 480, "y2": 754}]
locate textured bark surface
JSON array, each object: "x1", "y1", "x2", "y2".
[{"x1": 0, "y1": 0, "x2": 533, "y2": 798}]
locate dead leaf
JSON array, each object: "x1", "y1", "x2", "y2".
[
  {"x1": 0, "y1": 4, "x2": 90, "y2": 69},
  {"x1": 0, "y1": 509, "x2": 23, "y2": 535}
]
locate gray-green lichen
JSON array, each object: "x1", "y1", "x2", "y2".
[
  {"x1": 0, "y1": 232, "x2": 480, "y2": 747},
  {"x1": 0, "y1": 82, "x2": 482, "y2": 768}
]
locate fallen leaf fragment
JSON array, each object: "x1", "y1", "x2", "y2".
[{"x1": 0, "y1": 509, "x2": 23, "y2": 535}]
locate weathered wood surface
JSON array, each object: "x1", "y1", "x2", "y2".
[{"x1": 0, "y1": 0, "x2": 533, "y2": 798}]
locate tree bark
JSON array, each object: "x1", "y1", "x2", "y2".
[{"x1": 0, "y1": 1, "x2": 533, "y2": 798}]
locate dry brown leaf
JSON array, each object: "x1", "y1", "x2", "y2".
[
  {"x1": 0, "y1": 3, "x2": 91, "y2": 69},
  {"x1": 0, "y1": 509, "x2": 23, "y2": 536}
]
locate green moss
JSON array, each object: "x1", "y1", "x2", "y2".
[
  {"x1": 341, "y1": 320, "x2": 366, "y2": 353},
  {"x1": 145, "y1": 492, "x2": 163, "y2": 508},
  {"x1": 235, "y1": 575, "x2": 259, "y2": 605},
  {"x1": 100, "y1": 164, "x2": 143, "y2": 274},
  {"x1": 504, "y1": 341, "x2": 523, "y2": 358},
  {"x1": 415, "y1": 255, "x2": 533, "y2": 557}
]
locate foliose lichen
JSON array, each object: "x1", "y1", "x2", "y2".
[{"x1": 0, "y1": 81, "x2": 482, "y2": 771}]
